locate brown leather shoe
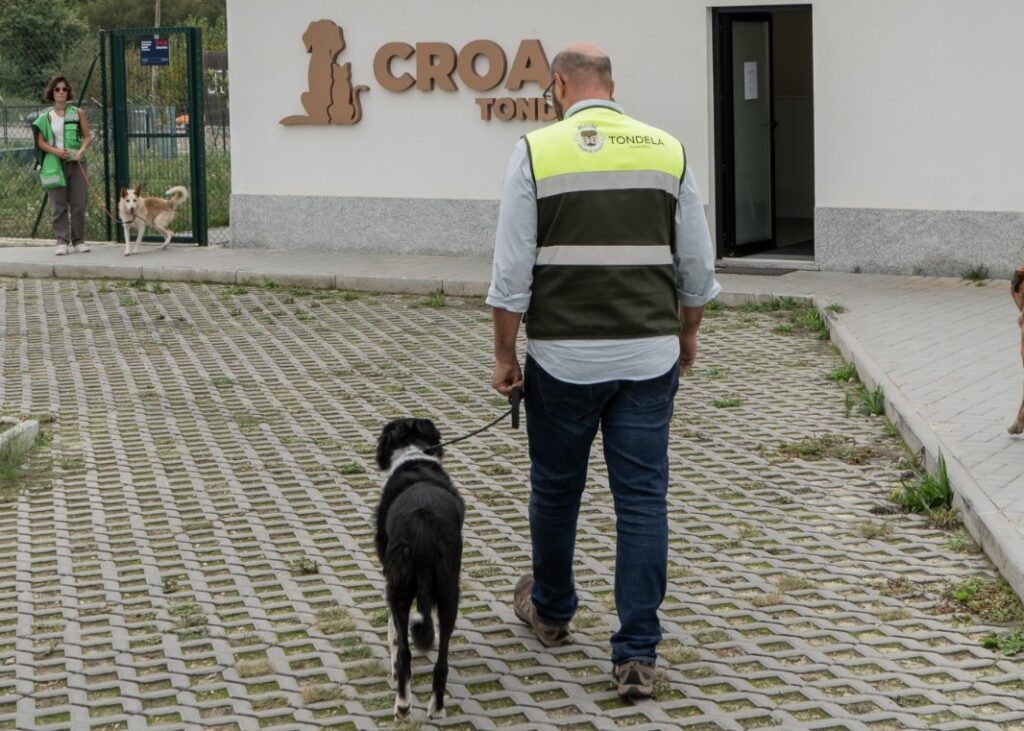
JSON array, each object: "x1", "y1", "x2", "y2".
[
  {"x1": 612, "y1": 659, "x2": 656, "y2": 699},
  {"x1": 513, "y1": 574, "x2": 571, "y2": 648}
]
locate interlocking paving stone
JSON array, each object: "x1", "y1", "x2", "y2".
[{"x1": 0, "y1": 278, "x2": 1022, "y2": 729}]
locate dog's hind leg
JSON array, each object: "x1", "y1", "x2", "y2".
[
  {"x1": 387, "y1": 613, "x2": 399, "y2": 685},
  {"x1": 157, "y1": 225, "x2": 172, "y2": 250},
  {"x1": 1010, "y1": 384, "x2": 1024, "y2": 435},
  {"x1": 428, "y1": 587, "x2": 458, "y2": 720},
  {"x1": 389, "y1": 594, "x2": 414, "y2": 720}
]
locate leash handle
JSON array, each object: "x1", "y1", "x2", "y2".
[{"x1": 509, "y1": 386, "x2": 523, "y2": 430}]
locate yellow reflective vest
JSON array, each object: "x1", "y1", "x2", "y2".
[{"x1": 524, "y1": 106, "x2": 685, "y2": 340}]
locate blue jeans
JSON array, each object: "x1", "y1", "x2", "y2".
[{"x1": 524, "y1": 356, "x2": 679, "y2": 664}]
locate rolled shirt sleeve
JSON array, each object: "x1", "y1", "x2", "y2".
[
  {"x1": 486, "y1": 138, "x2": 537, "y2": 314},
  {"x1": 674, "y1": 167, "x2": 722, "y2": 307}
]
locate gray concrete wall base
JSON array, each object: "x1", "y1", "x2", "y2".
[
  {"x1": 231, "y1": 195, "x2": 500, "y2": 257},
  {"x1": 817, "y1": 207, "x2": 1024, "y2": 278}
]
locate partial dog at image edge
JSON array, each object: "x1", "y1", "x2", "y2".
[
  {"x1": 375, "y1": 418, "x2": 464, "y2": 721},
  {"x1": 117, "y1": 185, "x2": 189, "y2": 256},
  {"x1": 1009, "y1": 266, "x2": 1024, "y2": 434}
]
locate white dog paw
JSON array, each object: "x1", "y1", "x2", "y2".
[
  {"x1": 428, "y1": 696, "x2": 446, "y2": 719},
  {"x1": 393, "y1": 698, "x2": 411, "y2": 720},
  {"x1": 1010, "y1": 422, "x2": 1024, "y2": 435}
]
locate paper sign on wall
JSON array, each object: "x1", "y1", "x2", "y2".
[{"x1": 743, "y1": 61, "x2": 758, "y2": 100}]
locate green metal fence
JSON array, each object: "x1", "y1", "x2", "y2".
[
  {"x1": 0, "y1": 27, "x2": 230, "y2": 246},
  {"x1": 103, "y1": 26, "x2": 209, "y2": 245}
]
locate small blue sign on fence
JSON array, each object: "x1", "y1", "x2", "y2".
[{"x1": 140, "y1": 36, "x2": 170, "y2": 66}]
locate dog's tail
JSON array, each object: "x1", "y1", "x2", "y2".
[
  {"x1": 410, "y1": 567, "x2": 435, "y2": 652},
  {"x1": 165, "y1": 186, "x2": 189, "y2": 209}
]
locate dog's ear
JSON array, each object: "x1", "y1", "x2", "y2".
[
  {"x1": 119, "y1": 187, "x2": 127, "y2": 198},
  {"x1": 417, "y1": 419, "x2": 443, "y2": 460},
  {"x1": 1013, "y1": 267, "x2": 1024, "y2": 312},
  {"x1": 133, "y1": 185, "x2": 142, "y2": 195},
  {"x1": 376, "y1": 421, "x2": 396, "y2": 471}
]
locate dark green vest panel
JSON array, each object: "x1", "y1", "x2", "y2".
[
  {"x1": 537, "y1": 189, "x2": 676, "y2": 247},
  {"x1": 529, "y1": 264, "x2": 679, "y2": 340}
]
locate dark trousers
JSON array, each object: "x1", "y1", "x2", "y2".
[
  {"x1": 46, "y1": 160, "x2": 87, "y2": 246},
  {"x1": 524, "y1": 355, "x2": 679, "y2": 664}
]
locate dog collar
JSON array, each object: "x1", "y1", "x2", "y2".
[{"x1": 386, "y1": 447, "x2": 439, "y2": 478}]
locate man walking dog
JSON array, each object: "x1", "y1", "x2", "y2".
[{"x1": 487, "y1": 41, "x2": 720, "y2": 699}]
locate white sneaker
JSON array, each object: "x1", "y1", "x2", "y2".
[
  {"x1": 72, "y1": 243, "x2": 91, "y2": 253},
  {"x1": 55, "y1": 244, "x2": 68, "y2": 256}
]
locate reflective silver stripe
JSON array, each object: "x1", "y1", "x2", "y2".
[
  {"x1": 536, "y1": 170, "x2": 680, "y2": 199},
  {"x1": 535, "y1": 245, "x2": 673, "y2": 266}
]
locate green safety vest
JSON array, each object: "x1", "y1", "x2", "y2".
[
  {"x1": 33, "y1": 105, "x2": 82, "y2": 150},
  {"x1": 32, "y1": 105, "x2": 81, "y2": 188},
  {"x1": 524, "y1": 106, "x2": 686, "y2": 340}
]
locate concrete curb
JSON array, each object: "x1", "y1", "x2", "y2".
[
  {"x1": 718, "y1": 289, "x2": 1024, "y2": 600},
  {"x1": 0, "y1": 420, "x2": 39, "y2": 463},
  {"x1": 816, "y1": 297, "x2": 1024, "y2": 600},
  {"x1": 0, "y1": 260, "x2": 488, "y2": 296}
]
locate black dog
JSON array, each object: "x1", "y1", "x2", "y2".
[{"x1": 375, "y1": 418, "x2": 464, "y2": 720}]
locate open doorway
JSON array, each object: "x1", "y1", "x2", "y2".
[{"x1": 713, "y1": 5, "x2": 814, "y2": 261}]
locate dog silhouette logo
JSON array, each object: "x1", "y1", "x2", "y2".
[{"x1": 280, "y1": 19, "x2": 369, "y2": 125}]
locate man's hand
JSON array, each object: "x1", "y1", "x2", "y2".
[
  {"x1": 679, "y1": 332, "x2": 698, "y2": 378},
  {"x1": 491, "y1": 308, "x2": 525, "y2": 395},
  {"x1": 492, "y1": 359, "x2": 523, "y2": 396},
  {"x1": 679, "y1": 304, "x2": 704, "y2": 379}
]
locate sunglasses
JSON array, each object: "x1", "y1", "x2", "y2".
[{"x1": 54, "y1": 87, "x2": 69, "y2": 93}]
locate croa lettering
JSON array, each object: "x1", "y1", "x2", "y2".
[
  {"x1": 281, "y1": 22, "x2": 555, "y2": 126},
  {"x1": 374, "y1": 39, "x2": 550, "y2": 92},
  {"x1": 609, "y1": 135, "x2": 665, "y2": 146}
]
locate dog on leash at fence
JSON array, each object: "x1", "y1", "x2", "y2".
[
  {"x1": 1009, "y1": 266, "x2": 1024, "y2": 434},
  {"x1": 118, "y1": 185, "x2": 188, "y2": 256},
  {"x1": 375, "y1": 418, "x2": 464, "y2": 721}
]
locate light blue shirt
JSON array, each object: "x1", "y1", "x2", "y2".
[{"x1": 487, "y1": 100, "x2": 721, "y2": 384}]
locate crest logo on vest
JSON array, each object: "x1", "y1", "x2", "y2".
[
  {"x1": 575, "y1": 124, "x2": 604, "y2": 153},
  {"x1": 280, "y1": 19, "x2": 368, "y2": 126}
]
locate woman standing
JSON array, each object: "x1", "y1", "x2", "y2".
[{"x1": 32, "y1": 74, "x2": 92, "y2": 256}]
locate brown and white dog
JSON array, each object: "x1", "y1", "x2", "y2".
[
  {"x1": 118, "y1": 186, "x2": 188, "y2": 256},
  {"x1": 1010, "y1": 267, "x2": 1024, "y2": 434}
]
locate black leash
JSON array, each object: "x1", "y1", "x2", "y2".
[{"x1": 432, "y1": 386, "x2": 522, "y2": 450}]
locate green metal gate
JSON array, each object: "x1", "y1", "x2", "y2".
[{"x1": 101, "y1": 27, "x2": 208, "y2": 245}]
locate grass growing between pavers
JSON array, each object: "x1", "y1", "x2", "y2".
[{"x1": 4, "y1": 282, "x2": 1024, "y2": 727}]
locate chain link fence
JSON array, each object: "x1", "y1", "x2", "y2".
[{"x1": 0, "y1": 26, "x2": 230, "y2": 245}]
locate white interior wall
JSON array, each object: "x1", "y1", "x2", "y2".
[{"x1": 813, "y1": 0, "x2": 1024, "y2": 212}]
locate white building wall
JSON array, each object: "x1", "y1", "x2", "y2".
[{"x1": 228, "y1": 0, "x2": 1024, "y2": 275}]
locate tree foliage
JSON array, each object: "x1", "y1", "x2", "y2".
[
  {"x1": 78, "y1": 0, "x2": 226, "y2": 32},
  {"x1": 0, "y1": 0, "x2": 226, "y2": 103},
  {"x1": 0, "y1": 0, "x2": 87, "y2": 101}
]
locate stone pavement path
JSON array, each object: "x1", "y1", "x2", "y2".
[{"x1": 1, "y1": 278, "x2": 1023, "y2": 730}]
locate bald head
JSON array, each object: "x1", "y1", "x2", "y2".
[{"x1": 551, "y1": 42, "x2": 613, "y2": 96}]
